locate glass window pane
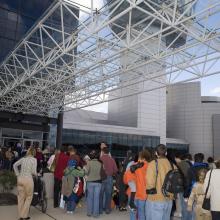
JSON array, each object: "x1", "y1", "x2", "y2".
[
  {"x1": 23, "y1": 131, "x2": 42, "y2": 140},
  {"x1": 2, "y1": 128, "x2": 22, "y2": 138}
]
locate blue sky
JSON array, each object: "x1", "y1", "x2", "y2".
[
  {"x1": 85, "y1": 75, "x2": 220, "y2": 113},
  {"x1": 201, "y1": 74, "x2": 220, "y2": 96},
  {"x1": 80, "y1": 0, "x2": 220, "y2": 112}
]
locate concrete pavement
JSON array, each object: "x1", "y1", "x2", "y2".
[{"x1": 0, "y1": 200, "x2": 180, "y2": 220}]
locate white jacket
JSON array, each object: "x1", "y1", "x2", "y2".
[{"x1": 204, "y1": 169, "x2": 220, "y2": 211}]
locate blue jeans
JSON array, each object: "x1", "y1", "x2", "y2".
[
  {"x1": 64, "y1": 193, "x2": 78, "y2": 212},
  {"x1": 129, "y1": 199, "x2": 145, "y2": 220},
  {"x1": 87, "y1": 182, "x2": 102, "y2": 217},
  {"x1": 100, "y1": 176, "x2": 113, "y2": 214},
  {"x1": 66, "y1": 200, "x2": 76, "y2": 212},
  {"x1": 179, "y1": 193, "x2": 194, "y2": 220},
  {"x1": 145, "y1": 200, "x2": 173, "y2": 220}
]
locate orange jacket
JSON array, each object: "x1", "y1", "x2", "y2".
[
  {"x1": 123, "y1": 166, "x2": 136, "y2": 197},
  {"x1": 135, "y1": 161, "x2": 148, "y2": 200},
  {"x1": 123, "y1": 161, "x2": 148, "y2": 200}
]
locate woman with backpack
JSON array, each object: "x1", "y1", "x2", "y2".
[
  {"x1": 145, "y1": 145, "x2": 175, "y2": 220},
  {"x1": 203, "y1": 159, "x2": 220, "y2": 220}
]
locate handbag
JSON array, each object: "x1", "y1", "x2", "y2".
[
  {"x1": 146, "y1": 159, "x2": 158, "y2": 194},
  {"x1": 202, "y1": 169, "x2": 213, "y2": 210},
  {"x1": 59, "y1": 194, "x2": 65, "y2": 209}
]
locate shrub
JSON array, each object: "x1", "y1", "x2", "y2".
[{"x1": 0, "y1": 170, "x2": 17, "y2": 193}]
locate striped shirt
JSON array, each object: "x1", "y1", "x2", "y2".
[{"x1": 13, "y1": 156, "x2": 37, "y2": 178}]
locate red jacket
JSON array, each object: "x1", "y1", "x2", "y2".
[
  {"x1": 54, "y1": 152, "x2": 69, "y2": 180},
  {"x1": 100, "y1": 154, "x2": 118, "y2": 176}
]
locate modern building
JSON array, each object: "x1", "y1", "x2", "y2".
[
  {"x1": 63, "y1": 108, "x2": 160, "y2": 159},
  {"x1": 167, "y1": 82, "x2": 220, "y2": 158},
  {"x1": 0, "y1": 0, "x2": 216, "y2": 161},
  {"x1": 62, "y1": 104, "x2": 189, "y2": 159},
  {"x1": 0, "y1": 0, "x2": 79, "y2": 150}
]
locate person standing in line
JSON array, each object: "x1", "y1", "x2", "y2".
[
  {"x1": 99, "y1": 147, "x2": 118, "y2": 214},
  {"x1": 145, "y1": 144, "x2": 174, "y2": 220},
  {"x1": 207, "y1": 157, "x2": 216, "y2": 169},
  {"x1": 193, "y1": 153, "x2": 209, "y2": 182},
  {"x1": 203, "y1": 159, "x2": 220, "y2": 220},
  {"x1": 187, "y1": 168, "x2": 211, "y2": 220},
  {"x1": 5, "y1": 147, "x2": 14, "y2": 170},
  {"x1": 68, "y1": 146, "x2": 85, "y2": 168},
  {"x1": 100, "y1": 142, "x2": 111, "y2": 157},
  {"x1": 84, "y1": 150, "x2": 103, "y2": 217},
  {"x1": 47, "y1": 149, "x2": 60, "y2": 172},
  {"x1": 13, "y1": 147, "x2": 37, "y2": 220},
  {"x1": 175, "y1": 153, "x2": 194, "y2": 220},
  {"x1": 53, "y1": 146, "x2": 69, "y2": 208},
  {"x1": 62, "y1": 159, "x2": 85, "y2": 213},
  {"x1": 128, "y1": 149, "x2": 150, "y2": 220}
]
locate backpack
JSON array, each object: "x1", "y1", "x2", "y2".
[
  {"x1": 162, "y1": 161, "x2": 184, "y2": 197},
  {"x1": 182, "y1": 160, "x2": 194, "y2": 198},
  {"x1": 73, "y1": 177, "x2": 84, "y2": 197}
]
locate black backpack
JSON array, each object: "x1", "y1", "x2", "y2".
[
  {"x1": 162, "y1": 161, "x2": 184, "y2": 197},
  {"x1": 182, "y1": 160, "x2": 194, "y2": 198}
]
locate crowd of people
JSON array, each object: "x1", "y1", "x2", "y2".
[
  {"x1": 0, "y1": 144, "x2": 50, "y2": 171},
  {"x1": 1, "y1": 142, "x2": 220, "y2": 220}
]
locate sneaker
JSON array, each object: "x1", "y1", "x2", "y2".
[
  {"x1": 66, "y1": 211, "x2": 73, "y2": 214},
  {"x1": 128, "y1": 204, "x2": 137, "y2": 212},
  {"x1": 119, "y1": 207, "x2": 127, "y2": 212}
]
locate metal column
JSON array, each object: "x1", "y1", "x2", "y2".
[{"x1": 56, "y1": 111, "x2": 63, "y2": 149}]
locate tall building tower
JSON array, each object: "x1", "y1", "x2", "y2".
[{"x1": 107, "y1": 0, "x2": 194, "y2": 144}]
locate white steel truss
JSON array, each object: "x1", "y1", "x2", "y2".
[{"x1": 0, "y1": 0, "x2": 220, "y2": 116}]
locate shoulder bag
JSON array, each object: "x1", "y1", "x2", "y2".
[{"x1": 202, "y1": 169, "x2": 213, "y2": 210}]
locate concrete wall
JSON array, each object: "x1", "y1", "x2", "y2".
[
  {"x1": 167, "y1": 82, "x2": 220, "y2": 157},
  {"x1": 108, "y1": 38, "x2": 166, "y2": 143},
  {"x1": 212, "y1": 115, "x2": 220, "y2": 158}
]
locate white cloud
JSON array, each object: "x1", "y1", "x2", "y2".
[
  {"x1": 210, "y1": 87, "x2": 220, "y2": 95},
  {"x1": 66, "y1": 0, "x2": 104, "y2": 21},
  {"x1": 84, "y1": 102, "x2": 108, "y2": 113},
  {"x1": 72, "y1": 0, "x2": 103, "y2": 9}
]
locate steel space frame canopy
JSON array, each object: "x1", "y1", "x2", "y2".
[{"x1": 0, "y1": 0, "x2": 220, "y2": 116}]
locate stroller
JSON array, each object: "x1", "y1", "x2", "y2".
[{"x1": 31, "y1": 175, "x2": 47, "y2": 213}]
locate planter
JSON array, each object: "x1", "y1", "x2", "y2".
[
  {"x1": 0, "y1": 193, "x2": 17, "y2": 205},
  {"x1": 0, "y1": 170, "x2": 17, "y2": 206}
]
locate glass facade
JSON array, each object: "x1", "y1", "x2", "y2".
[
  {"x1": 0, "y1": 127, "x2": 46, "y2": 149},
  {"x1": 62, "y1": 129, "x2": 160, "y2": 159},
  {"x1": 0, "y1": 0, "x2": 54, "y2": 62},
  {"x1": 166, "y1": 143, "x2": 189, "y2": 154}
]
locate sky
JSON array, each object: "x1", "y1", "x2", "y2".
[
  {"x1": 68, "y1": 0, "x2": 220, "y2": 112},
  {"x1": 201, "y1": 75, "x2": 220, "y2": 97}
]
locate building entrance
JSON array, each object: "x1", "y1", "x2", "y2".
[{"x1": 0, "y1": 128, "x2": 45, "y2": 149}]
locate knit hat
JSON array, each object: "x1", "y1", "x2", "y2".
[{"x1": 67, "y1": 159, "x2": 77, "y2": 168}]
